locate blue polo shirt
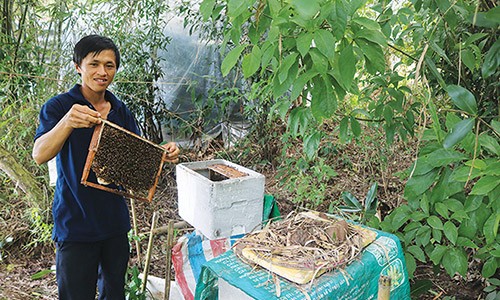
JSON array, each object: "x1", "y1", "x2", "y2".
[{"x1": 34, "y1": 84, "x2": 140, "y2": 242}]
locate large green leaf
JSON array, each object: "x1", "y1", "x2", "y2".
[
  {"x1": 443, "y1": 118, "x2": 474, "y2": 149},
  {"x1": 279, "y1": 53, "x2": 299, "y2": 84},
  {"x1": 427, "y1": 216, "x2": 444, "y2": 230},
  {"x1": 443, "y1": 221, "x2": 458, "y2": 245},
  {"x1": 450, "y1": 165, "x2": 481, "y2": 182},
  {"x1": 442, "y1": 247, "x2": 468, "y2": 277},
  {"x1": 199, "y1": 0, "x2": 216, "y2": 21},
  {"x1": 355, "y1": 38, "x2": 385, "y2": 74},
  {"x1": 290, "y1": 70, "x2": 318, "y2": 100},
  {"x1": 404, "y1": 169, "x2": 438, "y2": 199},
  {"x1": 328, "y1": 0, "x2": 347, "y2": 40},
  {"x1": 483, "y1": 213, "x2": 500, "y2": 245},
  {"x1": 241, "y1": 45, "x2": 262, "y2": 78},
  {"x1": 288, "y1": 107, "x2": 308, "y2": 137},
  {"x1": 354, "y1": 29, "x2": 387, "y2": 47},
  {"x1": 425, "y1": 148, "x2": 468, "y2": 167},
  {"x1": 338, "y1": 44, "x2": 356, "y2": 89},
  {"x1": 351, "y1": 17, "x2": 381, "y2": 30},
  {"x1": 479, "y1": 133, "x2": 500, "y2": 156},
  {"x1": 482, "y1": 257, "x2": 498, "y2": 278},
  {"x1": 309, "y1": 48, "x2": 328, "y2": 73},
  {"x1": 221, "y1": 45, "x2": 246, "y2": 77},
  {"x1": 227, "y1": 0, "x2": 250, "y2": 19},
  {"x1": 291, "y1": 0, "x2": 320, "y2": 19},
  {"x1": 350, "y1": 116, "x2": 361, "y2": 137},
  {"x1": 408, "y1": 245, "x2": 426, "y2": 262},
  {"x1": 303, "y1": 131, "x2": 321, "y2": 160},
  {"x1": 311, "y1": 75, "x2": 337, "y2": 121},
  {"x1": 341, "y1": 191, "x2": 362, "y2": 209},
  {"x1": 481, "y1": 38, "x2": 500, "y2": 78},
  {"x1": 429, "y1": 244, "x2": 447, "y2": 265},
  {"x1": 446, "y1": 85, "x2": 478, "y2": 116},
  {"x1": 471, "y1": 176, "x2": 500, "y2": 195},
  {"x1": 365, "y1": 182, "x2": 378, "y2": 213},
  {"x1": 405, "y1": 253, "x2": 417, "y2": 278},
  {"x1": 314, "y1": 29, "x2": 336, "y2": 61},
  {"x1": 339, "y1": 116, "x2": 349, "y2": 143},
  {"x1": 296, "y1": 32, "x2": 313, "y2": 57},
  {"x1": 461, "y1": 49, "x2": 476, "y2": 72}
]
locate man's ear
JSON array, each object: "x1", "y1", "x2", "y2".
[{"x1": 74, "y1": 62, "x2": 81, "y2": 74}]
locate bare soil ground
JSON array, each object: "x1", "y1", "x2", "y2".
[{"x1": 0, "y1": 143, "x2": 488, "y2": 299}]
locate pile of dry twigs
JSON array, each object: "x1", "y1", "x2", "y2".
[{"x1": 234, "y1": 211, "x2": 375, "y2": 279}]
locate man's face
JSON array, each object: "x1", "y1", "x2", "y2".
[{"x1": 75, "y1": 49, "x2": 117, "y2": 94}]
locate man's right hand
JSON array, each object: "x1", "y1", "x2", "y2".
[{"x1": 63, "y1": 104, "x2": 102, "y2": 129}]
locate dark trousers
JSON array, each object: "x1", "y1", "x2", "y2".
[{"x1": 55, "y1": 234, "x2": 130, "y2": 300}]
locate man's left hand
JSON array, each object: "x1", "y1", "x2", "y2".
[{"x1": 162, "y1": 142, "x2": 180, "y2": 163}]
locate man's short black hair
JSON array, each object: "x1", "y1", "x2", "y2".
[{"x1": 73, "y1": 35, "x2": 120, "y2": 69}]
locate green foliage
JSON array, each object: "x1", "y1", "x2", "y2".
[
  {"x1": 278, "y1": 139, "x2": 338, "y2": 208},
  {"x1": 194, "y1": 0, "x2": 499, "y2": 289},
  {"x1": 335, "y1": 182, "x2": 379, "y2": 226},
  {"x1": 125, "y1": 265, "x2": 147, "y2": 300}
]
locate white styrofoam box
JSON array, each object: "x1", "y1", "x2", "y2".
[{"x1": 176, "y1": 159, "x2": 265, "y2": 239}]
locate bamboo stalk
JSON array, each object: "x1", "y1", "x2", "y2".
[
  {"x1": 141, "y1": 212, "x2": 158, "y2": 294},
  {"x1": 130, "y1": 199, "x2": 142, "y2": 266},
  {"x1": 163, "y1": 220, "x2": 175, "y2": 300},
  {"x1": 377, "y1": 274, "x2": 391, "y2": 300},
  {"x1": 139, "y1": 221, "x2": 190, "y2": 237}
]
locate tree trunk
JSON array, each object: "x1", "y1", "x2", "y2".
[{"x1": 0, "y1": 144, "x2": 46, "y2": 206}]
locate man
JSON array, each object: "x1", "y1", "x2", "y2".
[{"x1": 32, "y1": 35, "x2": 179, "y2": 299}]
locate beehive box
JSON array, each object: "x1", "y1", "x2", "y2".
[
  {"x1": 81, "y1": 120, "x2": 167, "y2": 202},
  {"x1": 176, "y1": 159, "x2": 265, "y2": 239}
]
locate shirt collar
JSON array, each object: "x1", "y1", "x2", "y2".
[{"x1": 68, "y1": 84, "x2": 123, "y2": 111}]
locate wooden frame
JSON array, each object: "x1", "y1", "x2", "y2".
[{"x1": 81, "y1": 120, "x2": 167, "y2": 202}]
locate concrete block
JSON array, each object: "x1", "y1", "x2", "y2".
[{"x1": 176, "y1": 159, "x2": 265, "y2": 239}]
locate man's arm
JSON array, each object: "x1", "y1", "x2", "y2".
[{"x1": 32, "y1": 104, "x2": 102, "y2": 165}]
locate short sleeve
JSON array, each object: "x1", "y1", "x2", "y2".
[{"x1": 34, "y1": 98, "x2": 66, "y2": 141}]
